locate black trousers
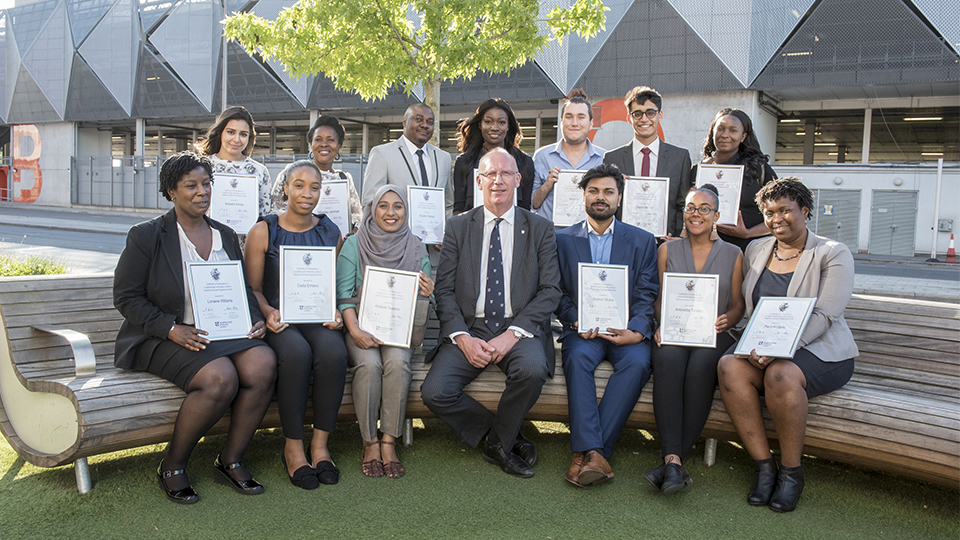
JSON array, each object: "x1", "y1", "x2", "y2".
[{"x1": 265, "y1": 323, "x2": 347, "y2": 439}]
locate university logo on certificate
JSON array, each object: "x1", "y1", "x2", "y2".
[
  {"x1": 577, "y1": 263, "x2": 629, "y2": 335},
  {"x1": 695, "y1": 164, "x2": 743, "y2": 226},
  {"x1": 735, "y1": 297, "x2": 817, "y2": 358},
  {"x1": 552, "y1": 170, "x2": 588, "y2": 227},
  {"x1": 357, "y1": 266, "x2": 420, "y2": 348},
  {"x1": 622, "y1": 176, "x2": 670, "y2": 237},
  {"x1": 185, "y1": 260, "x2": 253, "y2": 341},
  {"x1": 210, "y1": 173, "x2": 258, "y2": 234},
  {"x1": 279, "y1": 246, "x2": 337, "y2": 323},
  {"x1": 407, "y1": 185, "x2": 445, "y2": 244},
  {"x1": 660, "y1": 273, "x2": 720, "y2": 348}
]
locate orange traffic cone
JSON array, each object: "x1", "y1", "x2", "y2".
[{"x1": 946, "y1": 234, "x2": 957, "y2": 264}]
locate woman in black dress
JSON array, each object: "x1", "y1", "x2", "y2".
[{"x1": 113, "y1": 152, "x2": 276, "y2": 504}]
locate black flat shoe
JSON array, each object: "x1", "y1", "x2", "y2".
[
  {"x1": 748, "y1": 458, "x2": 778, "y2": 506},
  {"x1": 769, "y1": 466, "x2": 804, "y2": 512},
  {"x1": 157, "y1": 461, "x2": 198, "y2": 505},
  {"x1": 512, "y1": 432, "x2": 538, "y2": 467},
  {"x1": 314, "y1": 460, "x2": 340, "y2": 485},
  {"x1": 281, "y1": 454, "x2": 319, "y2": 490},
  {"x1": 660, "y1": 463, "x2": 693, "y2": 495},
  {"x1": 643, "y1": 463, "x2": 666, "y2": 490},
  {"x1": 213, "y1": 454, "x2": 265, "y2": 495},
  {"x1": 481, "y1": 435, "x2": 534, "y2": 478}
]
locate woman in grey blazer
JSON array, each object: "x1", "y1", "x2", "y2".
[{"x1": 717, "y1": 177, "x2": 858, "y2": 513}]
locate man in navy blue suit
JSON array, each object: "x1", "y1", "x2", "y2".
[{"x1": 555, "y1": 163, "x2": 659, "y2": 487}]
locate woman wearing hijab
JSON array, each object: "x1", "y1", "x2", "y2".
[{"x1": 336, "y1": 185, "x2": 434, "y2": 478}]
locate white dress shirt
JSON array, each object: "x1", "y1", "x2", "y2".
[
  {"x1": 632, "y1": 136, "x2": 661, "y2": 177},
  {"x1": 177, "y1": 223, "x2": 229, "y2": 325},
  {"x1": 401, "y1": 135, "x2": 432, "y2": 186}
]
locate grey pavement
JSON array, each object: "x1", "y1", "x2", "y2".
[{"x1": 1, "y1": 203, "x2": 958, "y2": 303}]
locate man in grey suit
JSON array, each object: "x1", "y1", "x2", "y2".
[
  {"x1": 603, "y1": 86, "x2": 691, "y2": 238},
  {"x1": 421, "y1": 148, "x2": 561, "y2": 478},
  {"x1": 361, "y1": 103, "x2": 453, "y2": 216}
]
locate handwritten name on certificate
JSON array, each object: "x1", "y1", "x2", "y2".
[
  {"x1": 316, "y1": 179, "x2": 351, "y2": 238},
  {"x1": 279, "y1": 246, "x2": 336, "y2": 324},
  {"x1": 695, "y1": 164, "x2": 743, "y2": 226},
  {"x1": 186, "y1": 260, "x2": 252, "y2": 341},
  {"x1": 735, "y1": 297, "x2": 817, "y2": 358},
  {"x1": 622, "y1": 176, "x2": 670, "y2": 237},
  {"x1": 552, "y1": 170, "x2": 588, "y2": 227},
  {"x1": 407, "y1": 185, "x2": 446, "y2": 244},
  {"x1": 358, "y1": 267, "x2": 420, "y2": 348},
  {"x1": 211, "y1": 173, "x2": 258, "y2": 234},
  {"x1": 660, "y1": 273, "x2": 719, "y2": 348},
  {"x1": 578, "y1": 263, "x2": 629, "y2": 335}
]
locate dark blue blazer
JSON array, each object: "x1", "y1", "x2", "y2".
[{"x1": 555, "y1": 219, "x2": 659, "y2": 342}]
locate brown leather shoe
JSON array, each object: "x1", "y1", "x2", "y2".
[
  {"x1": 577, "y1": 450, "x2": 614, "y2": 486},
  {"x1": 565, "y1": 452, "x2": 586, "y2": 486}
]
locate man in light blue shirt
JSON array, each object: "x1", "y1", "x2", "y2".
[{"x1": 531, "y1": 90, "x2": 605, "y2": 222}]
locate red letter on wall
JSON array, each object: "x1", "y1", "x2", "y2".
[{"x1": 12, "y1": 124, "x2": 42, "y2": 203}]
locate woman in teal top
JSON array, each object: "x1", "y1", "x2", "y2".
[{"x1": 337, "y1": 185, "x2": 433, "y2": 479}]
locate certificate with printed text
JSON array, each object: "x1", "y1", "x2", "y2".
[
  {"x1": 577, "y1": 263, "x2": 629, "y2": 335},
  {"x1": 407, "y1": 185, "x2": 446, "y2": 244},
  {"x1": 316, "y1": 179, "x2": 351, "y2": 238},
  {"x1": 186, "y1": 260, "x2": 252, "y2": 341},
  {"x1": 622, "y1": 176, "x2": 670, "y2": 237},
  {"x1": 660, "y1": 273, "x2": 719, "y2": 348},
  {"x1": 695, "y1": 164, "x2": 743, "y2": 226},
  {"x1": 552, "y1": 170, "x2": 588, "y2": 227},
  {"x1": 279, "y1": 246, "x2": 336, "y2": 323},
  {"x1": 210, "y1": 173, "x2": 258, "y2": 234},
  {"x1": 358, "y1": 266, "x2": 420, "y2": 348},
  {"x1": 735, "y1": 297, "x2": 817, "y2": 358}
]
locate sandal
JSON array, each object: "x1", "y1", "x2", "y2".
[
  {"x1": 381, "y1": 440, "x2": 405, "y2": 479},
  {"x1": 361, "y1": 440, "x2": 384, "y2": 478}
]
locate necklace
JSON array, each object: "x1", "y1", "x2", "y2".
[{"x1": 773, "y1": 241, "x2": 804, "y2": 262}]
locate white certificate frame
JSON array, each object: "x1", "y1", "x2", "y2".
[
  {"x1": 357, "y1": 266, "x2": 420, "y2": 348},
  {"x1": 407, "y1": 185, "x2": 446, "y2": 244},
  {"x1": 622, "y1": 175, "x2": 670, "y2": 237},
  {"x1": 472, "y1": 168, "x2": 482, "y2": 210},
  {"x1": 186, "y1": 260, "x2": 253, "y2": 342},
  {"x1": 659, "y1": 272, "x2": 720, "y2": 348},
  {"x1": 316, "y1": 179, "x2": 351, "y2": 238},
  {"x1": 695, "y1": 164, "x2": 744, "y2": 226},
  {"x1": 577, "y1": 263, "x2": 630, "y2": 335},
  {"x1": 278, "y1": 246, "x2": 337, "y2": 324},
  {"x1": 734, "y1": 297, "x2": 817, "y2": 358},
  {"x1": 552, "y1": 169, "x2": 588, "y2": 227},
  {"x1": 210, "y1": 173, "x2": 258, "y2": 234}
]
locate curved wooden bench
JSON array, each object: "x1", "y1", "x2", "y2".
[{"x1": 1, "y1": 274, "x2": 957, "y2": 493}]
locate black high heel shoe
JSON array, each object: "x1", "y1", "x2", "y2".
[
  {"x1": 769, "y1": 465, "x2": 804, "y2": 512},
  {"x1": 748, "y1": 458, "x2": 778, "y2": 506},
  {"x1": 213, "y1": 454, "x2": 265, "y2": 495},
  {"x1": 157, "y1": 461, "x2": 198, "y2": 505}
]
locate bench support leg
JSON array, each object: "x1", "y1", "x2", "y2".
[
  {"x1": 703, "y1": 438, "x2": 718, "y2": 467},
  {"x1": 403, "y1": 419, "x2": 413, "y2": 447},
  {"x1": 75, "y1": 458, "x2": 92, "y2": 494}
]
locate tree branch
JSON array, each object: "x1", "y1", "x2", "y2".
[{"x1": 374, "y1": 0, "x2": 424, "y2": 70}]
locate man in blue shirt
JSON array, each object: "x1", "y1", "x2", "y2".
[
  {"x1": 531, "y1": 90, "x2": 605, "y2": 222},
  {"x1": 554, "y1": 163, "x2": 659, "y2": 487}
]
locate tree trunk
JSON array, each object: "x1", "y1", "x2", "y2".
[{"x1": 424, "y1": 75, "x2": 441, "y2": 147}]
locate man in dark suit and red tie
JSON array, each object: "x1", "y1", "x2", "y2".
[
  {"x1": 603, "y1": 86, "x2": 692, "y2": 238},
  {"x1": 421, "y1": 148, "x2": 562, "y2": 478},
  {"x1": 554, "y1": 163, "x2": 659, "y2": 487}
]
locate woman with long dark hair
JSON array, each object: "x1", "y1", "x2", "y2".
[{"x1": 452, "y1": 98, "x2": 535, "y2": 212}]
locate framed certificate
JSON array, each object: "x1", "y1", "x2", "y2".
[
  {"x1": 472, "y1": 168, "x2": 482, "y2": 210},
  {"x1": 210, "y1": 173, "x2": 258, "y2": 234},
  {"x1": 660, "y1": 273, "x2": 720, "y2": 348},
  {"x1": 622, "y1": 176, "x2": 670, "y2": 237},
  {"x1": 734, "y1": 297, "x2": 817, "y2": 358},
  {"x1": 695, "y1": 164, "x2": 744, "y2": 226},
  {"x1": 316, "y1": 179, "x2": 351, "y2": 238},
  {"x1": 279, "y1": 246, "x2": 336, "y2": 323},
  {"x1": 185, "y1": 260, "x2": 253, "y2": 341},
  {"x1": 358, "y1": 266, "x2": 420, "y2": 348},
  {"x1": 552, "y1": 170, "x2": 588, "y2": 227},
  {"x1": 577, "y1": 263, "x2": 629, "y2": 335},
  {"x1": 407, "y1": 185, "x2": 446, "y2": 244}
]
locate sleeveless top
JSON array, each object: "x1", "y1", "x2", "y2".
[
  {"x1": 262, "y1": 213, "x2": 341, "y2": 309},
  {"x1": 752, "y1": 267, "x2": 794, "y2": 307},
  {"x1": 665, "y1": 237, "x2": 741, "y2": 317}
]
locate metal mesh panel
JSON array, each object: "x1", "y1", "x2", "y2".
[
  {"x1": 226, "y1": 41, "x2": 302, "y2": 113},
  {"x1": 306, "y1": 78, "x2": 415, "y2": 111},
  {"x1": 440, "y1": 62, "x2": 562, "y2": 103},
  {"x1": 78, "y1": 0, "x2": 138, "y2": 115},
  {"x1": 752, "y1": 0, "x2": 960, "y2": 89},
  {"x1": 6, "y1": 0, "x2": 59, "y2": 53},
  {"x1": 66, "y1": 0, "x2": 115, "y2": 46},
  {"x1": 564, "y1": 0, "x2": 634, "y2": 91},
  {"x1": 132, "y1": 45, "x2": 208, "y2": 118},
  {"x1": 6, "y1": 63, "x2": 61, "y2": 123},
  {"x1": 21, "y1": 1, "x2": 72, "y2": 118},
  {"x1": 150, "y1": 0, "x2": 221, "y2": 112},
  {"x1": 0, "y1": 14, "x2": 7, "y2": 123},
  {"x1": 64, "y1": 53, "x2": 129, "y2": 121},
  {"x1": 533, "y1": 0, "x2": 569, "y2": 94},
  {"x1": 909, "y1": 0, "x2": 960, "y2": 55},
  {"x1": 573, "y1": 0, "x2": 743, "y2": 95},
  {"x1": 139, "y1": 0, "x2": 176, "y2": 34},
  {"x1": 248, "y1": 0, "x2": 312, "y2": 106}
]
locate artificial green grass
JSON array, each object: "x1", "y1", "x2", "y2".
[{"x1": 0, "y1": 420, "x2": 956, "y2": 539}]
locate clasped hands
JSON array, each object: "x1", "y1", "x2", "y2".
[
  {"x1": 653, "y1": 314, "x2": 734, "y2": 346},
  {"x1": 455, "y1": 331, "x2": 518, "y2": 368},
  {"x1": 575, "y1": 322, "x2": 644, "y2": 345},
  {"x1": 263, "y1": 308, "x2": 344, "y2": 335},
  {"x1": 168, "y1": 320, "x2": 268, "y2": 351}
]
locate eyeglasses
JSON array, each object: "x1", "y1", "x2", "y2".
[
  {"x1": 629, "y1": 109, "x2": 660, "y2": 120},
  {"x1": 478, "y1": 171, "x2": 518, "y2": 181},
  {"x1": 683, "y1": 206, "x2": 717, "y2": 215}
]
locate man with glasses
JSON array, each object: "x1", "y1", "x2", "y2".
[
  {"x1": 604, "y1": 86, "x2": 691, "y2": 237},
  {"x1": 362, "y1": 103, "x2": 453, "y2": 216},
  {"x1": 421, "y1": 148, "x2": 561, "y2": 478}
]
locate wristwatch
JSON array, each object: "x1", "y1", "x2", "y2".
[{"x1": 511, "y1": 328, "x2": 527, "y2": 340}]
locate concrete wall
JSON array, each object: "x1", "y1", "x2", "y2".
[
  {"x1": 77, "y1": 127, "x2": 113, "y2": 157},
  {"x1": 6, "y1": 122, "x2": 75, "y2": 207}
]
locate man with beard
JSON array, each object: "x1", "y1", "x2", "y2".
[{"x1": 553, "y1": 163, "x2": 659, "y2": 487}]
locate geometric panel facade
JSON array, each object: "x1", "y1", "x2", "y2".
[
  {"x1": 133, "y1": 45, "x2": 209, "y2": 118},
  {"x1": 0, "y1": 13, "x2": 7, "y2": 123},
  {"x1": 6, "y1": 0, "x2": 59, "y2": 54},
  {"x1": 248, "y1": 0, "x2": 311, "y2": 106},
  {"x1": 139, "y1": 0, "x2": 177, "y2": 34},
  {"x1": 562, "y1": 0, "x2": 635, "y2": 91},
  {"x1": 149, "y1": 0, "x2": 221, "y2": 111},
  {"x1": 7, "y1": 63, "x2": 61, "y2": 123},
  {"x1": 79, "y1": 0, "x2": 139, "y2": 114},
  {"x1": 440, "y1": 61, "x2": 562, "y2": 104},
  {"x1": 64, "y1": 52, "x2": 129, "y2": 120},
  {"x1": 66, "y1": 0, "x2": 116, "y2": 47},
  {"x1": 21, "y1": 1, "x2": 73, "y2": 118},
  {"x1": 909, "y1": 0, "x2": 960, "y2": 55},
  {"x1": 225, "y1": 40, "x2": 301, "y2": 113}
]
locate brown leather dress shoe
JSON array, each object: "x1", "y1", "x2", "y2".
[
  {"x1": 577, "y1": 450, "x2": 614, "y2": 486},
  {"x1": 565, "y1": 452, "x2": 586, "y2": 486}
]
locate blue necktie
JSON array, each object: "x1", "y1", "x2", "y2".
[{"x1": 485, "y1": 218, "x2": 505, "y2": 333}]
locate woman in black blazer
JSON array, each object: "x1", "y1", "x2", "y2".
[{"x1": 113, "y1": 152, "x2": 276, "y2": 504}]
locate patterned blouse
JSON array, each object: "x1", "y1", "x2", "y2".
[{"x1": 269, "y1": 165, "x2": 363, "y2": 231}]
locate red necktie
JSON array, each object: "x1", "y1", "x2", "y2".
[{"x1": 640, "y1": 147, "x2": 651, "y2": 176}]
